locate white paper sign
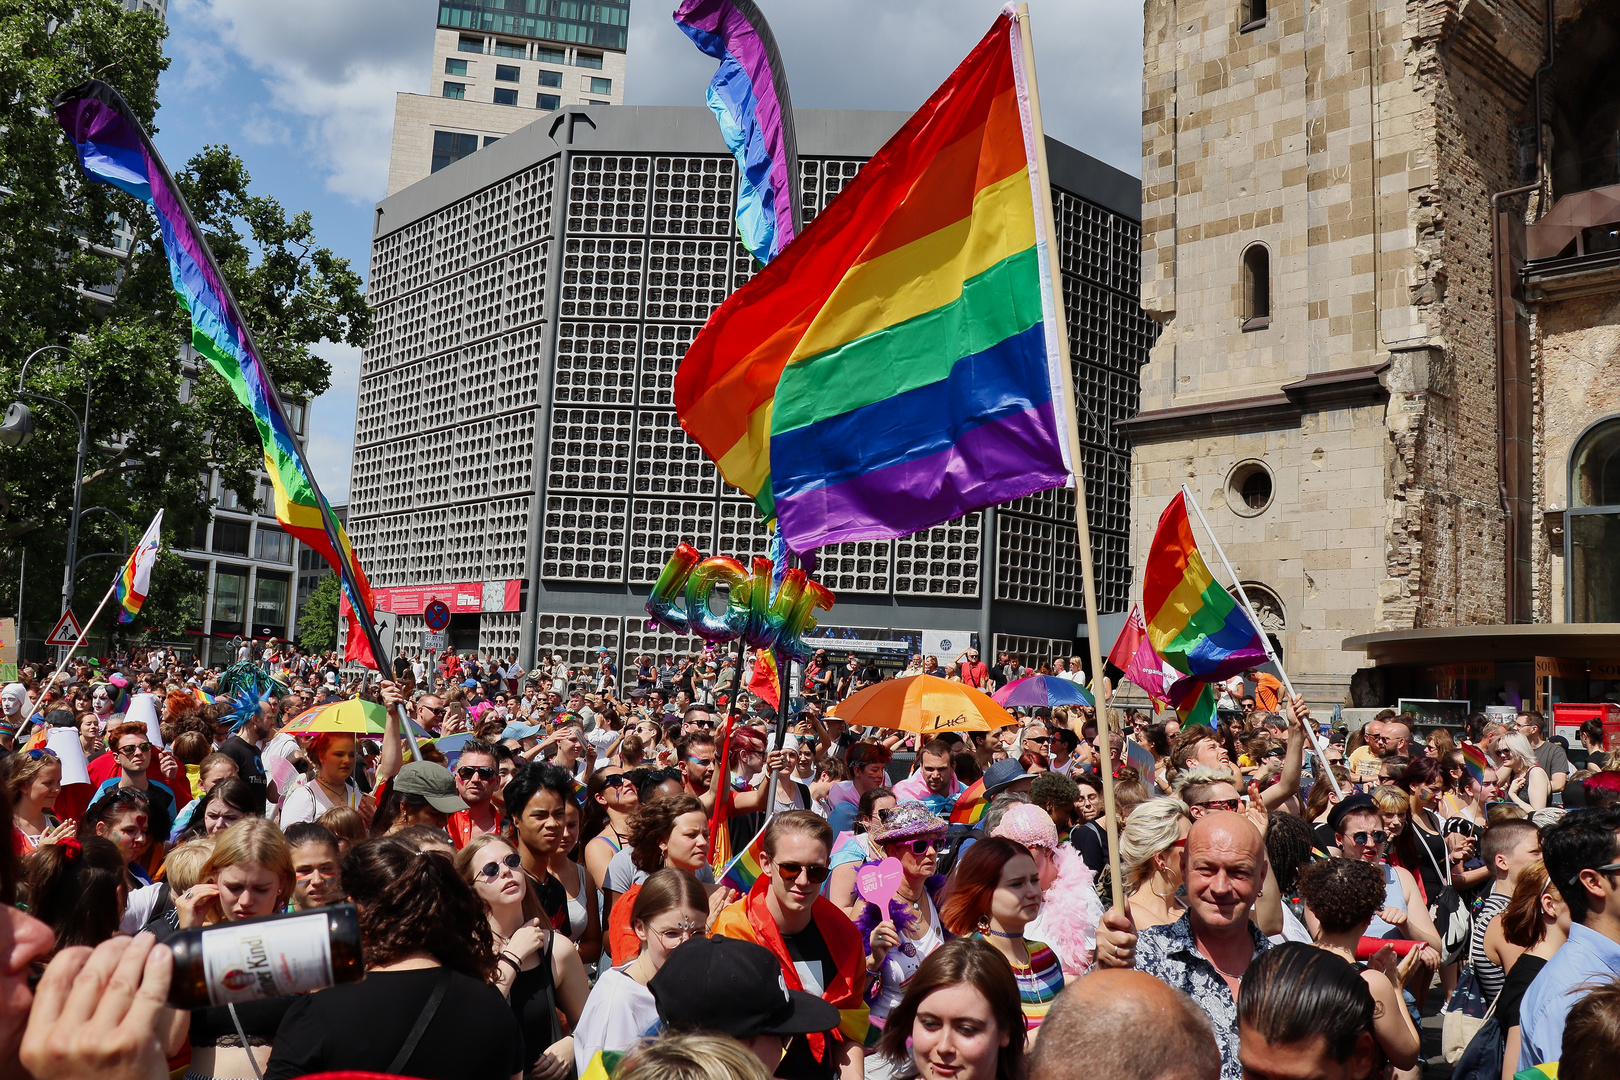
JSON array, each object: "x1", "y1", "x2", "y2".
[
  {"x1": 125, "y1": 692, "x2": 164, "y2": 750},
  {"x1": 46, "y1": 724, "x2": 91, "y2": 787}
]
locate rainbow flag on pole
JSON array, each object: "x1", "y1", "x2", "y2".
[
  {"x1": 54, "y1": 82, "x2": 376, "y2": 647},
  {"x1": 676, "y1": 10, "x2": 1072, "y2": 543},
  {"x1": 673, "y1": 0, "x2": 800, "y2": 265},
  {"x1": 718, "y1": 819, "x2": 768, "y2": 894},
  {"x1": 949, "y1": 776, "x2": 988, "y2": 826},
  {"x1": 114, "y1": 510, "x2": 163, "y2": 623},
  {"x1": 1142, "y1": 491, "x2": 1268, "y2": 683}
]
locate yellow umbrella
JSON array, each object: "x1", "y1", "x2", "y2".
[
  {"x1": 279, "y1": 698, "x2": 388, "y2": 735},
  {"x1": 831, "y1": 674, "x2": 1010, "y2": 733}
]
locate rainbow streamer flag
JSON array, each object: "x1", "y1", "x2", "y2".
[
  {"x1": 718, "y1": 819, "x2": 769, "y2": 894},
  {"x1": 673, "y1": 0, "x2": 799, "y2": 265},
  {"x1": 748, "y1": 648, "x2": 780, "y2": 708},
  {"x1": 114, "y1": 510, "x2": 163, "y2": 624},
  {"x1": 676, "y1": 10, "x2": 1073, "y2": 542},
  {"x1": 1460, "y1": 744, "x2": 1491, "y2": 787},
  {"x1": 1143, "y1": 491, "x2": 1269, "y2": 683},
  {"x1": 54, "y1": 82, "x2": 376, "y2": 645},
  {"x1": 949, "y1": 776, "x2": 988, "y2": 826}
]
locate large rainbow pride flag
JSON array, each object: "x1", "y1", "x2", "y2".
[
  {"x1": 674, "y1": 0, "x2": 799, "y2": 265},
  {"x1": 676, "y1": 9, "x2": 1072, "y2": 546},
  {"x1": 54, "y1": 81, "x2": 376, "y2": 644},
  {"x1": 1143, "y1": 491, "x2": 1268, "y2": 683}
]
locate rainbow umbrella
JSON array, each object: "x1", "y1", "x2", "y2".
[
  {"x1": 833, "y1": 674, "x2": 1009, "y2": 734},
  {"x1": 992, "y1": 674, "x2": 1094, "y2": 709},
  {"x1": 280, "y1": 698, "x2": 388, "y2": 735}
]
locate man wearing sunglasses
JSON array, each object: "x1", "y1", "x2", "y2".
[
  {"x1": 446, "y1": 738, "x2": 504, "y2": 850},
  {"x1": 1518, "y1": 806, "x2": 1620, "y2": 1071},
  {"x1": 1329, "y1": 795, "x2": 1442, "y2": 962},
  {"x1": 712, "y1": 811, "x2": 867, "y2": 1080},
  {"x1": 88, "y1": 721, "x2": 177, "y2": 847}
]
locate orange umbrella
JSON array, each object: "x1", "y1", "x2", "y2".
[{"x1": 831, "y1": 674, "x2": 1010, "y2": 734}]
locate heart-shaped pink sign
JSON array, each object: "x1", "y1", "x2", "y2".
[{"x1": 856, "y1": 857, "x2": 905, "y2": 911}]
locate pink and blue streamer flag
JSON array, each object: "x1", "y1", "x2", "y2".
[{"x1": 673, "y1": 0, "x2": 801, "y2": 264}]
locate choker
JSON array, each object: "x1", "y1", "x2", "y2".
[{"x1": 980, "y1": 927, "x2": 1022, "y2": 940}]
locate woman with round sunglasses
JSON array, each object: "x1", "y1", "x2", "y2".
[
  {"x1": 5, "y1": 747, "x2": 72, "y2": 853},
  {"x1": 573, "y1": 868, "x2": 707, "y2": 1077},
  {"x1": 457, "y1": 833, "x2": 588, "y2": 1080},
  {"x1": 855, "y1": 804, "x2": 950, "y2": 1042}
]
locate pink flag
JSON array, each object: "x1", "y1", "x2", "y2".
[{"x1": 1107, "y1": 605, "x2": 1173, "y2": 709}]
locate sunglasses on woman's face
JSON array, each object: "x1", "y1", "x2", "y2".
[
  {"x1": 477, "y1": 852, "x2": 523, "y2": 881},
  {"x1": 1193, "y1": 798, "x2": 1240, "y2": 812},
  {"x1": 905, "y1": 839, "x2": 937, "y2": 855},
  {"x1": 774, "y1": 862, "x2": 831, "y2": 884},
  {"x1": 1350, "y1": 830, "x2": 1389, "y2": 847}
]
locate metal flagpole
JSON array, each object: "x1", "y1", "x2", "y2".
[
  {"x1": 1179, "y1": 483, "x2": 1343, "y2": 797},
  {"x1": 1016, "y1": 3, "x2": 1125, "y2": 909}
]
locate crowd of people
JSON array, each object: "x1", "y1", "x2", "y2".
[{"x1": 1, "y1": 642, "x2": 1619, "y2": 1080}]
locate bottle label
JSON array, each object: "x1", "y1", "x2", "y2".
[{"x1": 201, "y1": 912, "x2": 335, "y2": 1006}]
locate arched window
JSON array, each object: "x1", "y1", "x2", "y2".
[
  {"x1": 1567, "y1": 417, "x2": 1620, "y2": 621},
  {"x1": 1242, "y1": 243, "x2": 1271, "y2": 329}
]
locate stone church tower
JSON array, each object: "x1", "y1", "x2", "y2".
[{"x1": 1126, "y1": 1, "x2": 1620, "y2": 704}]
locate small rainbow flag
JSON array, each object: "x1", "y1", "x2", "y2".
[
  {"x1": 114, "y1": 511, "x2": 163, "y2": 624},
  {"x1": 719, "y1": 819, "x2": 769, "y2": 894},
  {"x1": 1143, "y1": 492, "x2": 1269, "y2": 683},
  {"x1": 748, "y1": 649, "x2": 780, "y2": 708},
  {"x1": 950, "y1": 776, "x2": 988, "y2": 826},
  {"x1": 1461, "y1": 744, "x2": 1491, "y2": 787}
]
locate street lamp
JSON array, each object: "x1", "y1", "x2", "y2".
[{"x1": 6, "y1": 346, "x2": 92, "y2": 623}]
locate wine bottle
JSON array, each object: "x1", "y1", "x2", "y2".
[{"x1": 165, "y1": 903, "x2": 364, "y2": 1009}]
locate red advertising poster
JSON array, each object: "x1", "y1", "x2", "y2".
[{"x1": 372, "y1": 580, "x2": 522, "y2": 615}]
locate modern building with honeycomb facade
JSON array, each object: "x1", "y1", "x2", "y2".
[{"x1": 350, "y1": 105, "x2": 1153, "y2": 675}]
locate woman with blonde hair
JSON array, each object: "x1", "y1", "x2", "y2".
[
  {"x1": 618, "y1": 1032, "x2": 772, "y2": 1080},
  {"x1": 167, "y1": 818, "x2": 296, "y2": 1080},
  {"x1": 1120, "y1": 797, "x2": 1192, "y2": 930},
  {"x1": 5, "y1": 748, "x2": 72, "y2": 852},
  {"x1": 1497, "y1": 732, "x2": 1550, "y2": 811}
]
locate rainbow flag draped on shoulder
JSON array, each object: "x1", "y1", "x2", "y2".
[
  {"x1": 676, "y1": 8, "x2": 1072, "y2": 545},
  {"x1": 1142, "y1": 491, "x2": 1268, "y2": 684},
  {"x1": 115, "y1": 510, "x2": 163, "y2": 623},
  {"x1": 54, "y1": 81, "x2": 375, "y2": 635}
]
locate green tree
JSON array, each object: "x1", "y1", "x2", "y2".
[
  {"x1": 297, "y1": 573, "x2": 339, "y2": 653},
  {"x1": 0, "y1": 0, "x2": 371, "y2": 650}
]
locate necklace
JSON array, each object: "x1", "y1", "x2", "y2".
[
  {"x1": 981, "y1": 926, "x2": 1022, "y2": 940},
  {"x1": 1208, "y1": 955, "x2": 1249, "y2": 982}
]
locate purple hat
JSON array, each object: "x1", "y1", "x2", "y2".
[{"x1": 868, "y1": 802, "x2": 947, "y2": 845}]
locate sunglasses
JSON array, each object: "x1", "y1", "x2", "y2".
[
  {"x1": 1193, "y1": 798, "x2": 1241, "y2": 812},
  {"x1": 774, "y1": 862, "x2": 831, "y2": 884},
  {"x1": 118, "y1": 742, "x2": 153, "y2": 756},
  {"x1": 24, "y1": 748, "x2": 58, "y2": 761},
  {"x1": 457, "y1": 765, "x2": 495, "y2": 781},
  {"x1": 600, "y1": 774, "x2": 635, "y2": 789},
  {"x1": 902, "y1": 839, "x2": 937, "y2": 855},
  {"x1": 1350, "y1": 830, "x2": 1390, "y2": 847},
  {"x1": 1025, "y1": 736, "x2": 1051, "y2": 745},
  {"x1": 477, "y1": 852, "x2": 523, "y2": 881}
]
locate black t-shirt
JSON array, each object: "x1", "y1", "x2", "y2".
[
  {"x1": 1497, "y1": 953, "x2": 1548, "y2": 1030},
  {"x1": 393, "y1": 656, "x2": 411, "y2": 679},
  {"x1": 220, "y1": 734, "x2": 268, "y2": 798},
  {"x1": 776, "y1": 923, "x2": 839, "y2": 1080},
  {"x1": 510, "y1": 940, "x2": 561, "y2": 1070},
  {"x1": 1071, "y1": 820, "x2": 1106, "y2": 875},
  {"x1": 1312, "y1": 820, "x2": 1337, "y2": 853},
  {"x1": 264, "y1": 968, "x2": 523, "y2": 1080}
]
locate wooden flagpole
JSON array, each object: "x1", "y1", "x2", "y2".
[
  {"x1": 1179, "y1": 483, "x2": 1343, "y2": 797},
  {"x1": 1016, "y1": 3, "x2": 1125, "y2": 910}
]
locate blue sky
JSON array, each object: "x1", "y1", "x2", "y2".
[{"x1": 153, "y1": 0, "x2": 1145, "y2": 503}]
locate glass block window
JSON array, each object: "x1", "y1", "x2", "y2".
[
  {"x1": 651, "y1": 157, "x2": 736, "y2": 237},
  {"x1": 633, "y1": 410, "x2": 717, "y2": 498},
  {"x1": 645, "y1": 239, "x2": 732, "y2": 321},
  {"x1": 815, "y1": 541, "x2": 894, "y2": 595},
  {"x1": 532, "y1": 613, "x2": 621, "y2": 674},
  {"x1": 560, "y1": 237, "x2": 643, "y2": 318},
  {"x1": 543, "y1": 495, "x2": 628, "y2": 581},
  {"x1": 994, "y1": 513, "x2": 1054, "y2": 605},
  {"x1": 568, "y1": 156, "x2": 650, "y2": 235},
  {"x1": 894, "y1": 514, "x2": 981, "y2": 597},
  {"x1": 638, "y1": 323, "x2": 696, "y2": 408},
  {"x1": 993, "y1": 635, "x2": 1071, "y2": 673},
  {"x1": 629, "y1": 499, "x2": 717, "y2": 583},
  {"x1": 547, "y1": 408, "x2": 634, "y2": 493},
  {"x1": 554, "y1": 321, "x2": 638, "y2": 406}
]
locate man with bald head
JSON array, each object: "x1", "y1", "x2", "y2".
[
  {"x1": 1095, "y1": 811, "x2": 1270, "y2": 1080},
  {"x1": 1029, "y1": 969, "x2": 1221, "y2": 1080}
]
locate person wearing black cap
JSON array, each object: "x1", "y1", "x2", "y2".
[
  {"x1": 651, "y1": 936, "x2": 842, "y2": 1075},
  {"x1": 1328, "y1": 794, "x2": 1442, "y2": 958}
]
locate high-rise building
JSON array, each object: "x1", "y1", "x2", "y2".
[
  {"x1": 351, "y1": 104, "x2": 1153, "y2": 675},
  {"x1": 388, "y1": 1, "x2": 631, "y2": 195},
  {"x1": 1132, "y1": 1, "x2": 1620, "y2": 710}
]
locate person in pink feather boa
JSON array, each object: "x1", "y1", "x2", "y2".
[{"x1": 991, "y1": 802, "x2": 1102, "y2": 975}]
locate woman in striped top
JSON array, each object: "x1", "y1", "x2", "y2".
[{"x1": 940, "y1": 837, "x2": 1065, "y2": 1042}]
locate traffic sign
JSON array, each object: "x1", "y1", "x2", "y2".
[
  {"x1": 423, "y1": 600, "x2": 451, "y2": 632},
  {"x1": 421, "y1": 631, "x2": 446, "y2": 652},
  {"x1": 45, "y1": 610, "x2": 84, "y2": 647}
]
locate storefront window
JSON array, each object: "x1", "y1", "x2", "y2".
[
  {"x1": 212, "y1": 567, "x2": 248, "y2": 631},
  {"x1": 254, "y1": 573, "x2": 290, "y2": 637}
]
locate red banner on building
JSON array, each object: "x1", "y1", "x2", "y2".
[{"x1": 371, "y1": 580, "x2": 523, "y2": 616}]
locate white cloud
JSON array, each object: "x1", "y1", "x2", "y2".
[
  {"x1": 174, "y1": 0, "x2": 437, "y2": 201},
  {"x1": 306, "y1": 340, "x2": 364, "y2": 504}
]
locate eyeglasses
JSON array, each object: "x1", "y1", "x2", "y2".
[
  {"x1": 650, "y1": 922, "x2": 703, "y2": 945},
  {"x1": 117, "y1": 742, "x2": 152, "y2": 757},
  {"x1": 476, "y1": 852, "x2": 523, "y2": 881},
  {"x1": 601, "y1": 774, "x2": 635, "y2": 789},
  {"x1": 457, "y1": 765, "x2": 495, "y2": 781},
  {"x1": 1193, "y1": 798, "x2": 1241, "y2": 812},
  {"x1": 1350, "y1": 831, "x2": 1390, "y2": 847},
  {"x1": 774, "y1": 862, "x2": 831, "y2": 884}
]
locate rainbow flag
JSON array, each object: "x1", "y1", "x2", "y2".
[
  {"x1": 673, "y1": 0, "x2": 799, "y2": 265},
  {"x1": 1143, "y1": 491, "x2": 1268, "y2": 683},
  {"x1": 1171, "y1": 678, "x2": 1218, "y2": 729},
  {"x1": 54, "y1": 82, "x2": 376, "y2": 648},
  {"x1": 949, "y1": 776, "x2": 988, "y2": 826},
  {"x1": 1460, "y1": 744, "x2": 1491, "y2": 787},
  {"x1": 718, "y1": 819, "x2": 769, "y2": 894},
  {"x1": 676, "y1": 11, "x2": 1072, "y2": 542},
  {"x1": 114, "y1": 510, "x2": 163, "y2": 624}
]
